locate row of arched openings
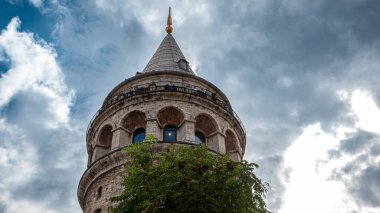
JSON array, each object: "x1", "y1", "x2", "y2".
[
  {"x1": 132, "y1": 126, "x2": 206, "y2": 144},
  {"x1": 97, "y1": 107, "x2": 237, "y2": 152},
  {"x1": 130, "y1": 125, "x2": 182, "y2": 143}
]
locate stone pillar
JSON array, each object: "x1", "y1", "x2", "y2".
[
  {"x1": 111, "y1": 127, "x2": 130, "y2": 149},
  {"x1": 229, "y1": 151, "x2": 242, "y2": 162},
  {"x1": 89, "y1": 140, "x2": 96, "y2": 164},
  {"x1": 234, "y1": 132, "x2": 244, "y2": 155},
  {"x1": 93, "y1": 145, "x2": 109, "y2": 160},
  {"x1": 146, "y1": 119, "x2": 160, "y2": 140},
  {"x1": 88, "y1": 150, "x2": 94, "y2": 167},
  {"x1": 178, "y1": 120, "x2": 195, "y2": 143},
  {"x1": 207, "y1": 132, "x2": 225, "y2": 154}
]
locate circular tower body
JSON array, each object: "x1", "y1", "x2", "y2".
[{"x1": 77, "y1": 16, "x2": 246, "y2": 213}]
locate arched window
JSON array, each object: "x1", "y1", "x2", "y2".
[
  {"x1": 157, "y1": 107, "x2": 184, "y2": 127},
  {"x1": 195, "y1": 114, "x2": 217, "y2": 136},
  {"x1": 133, "y1": 128, "x2": 146, "y2": 144},
  {"x1": 163, "y1": 125, "x2": 177, "y2": 142},
  {"x1": 122, "y1": 111, "x2": 146, "y2": 132},
  {"x1": 195, "y1": 131, "x2": 205, "y2": 144},
  {"x1": 225, "y1": 130, "x2": 237, "y2": 153},
  {"x1": 99, "y1": 125, "x2": 113, "y2": 149}
]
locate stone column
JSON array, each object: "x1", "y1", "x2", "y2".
[
  {"x1": 146, "y1": 118, "x2": 160, "y2": 140},
  {"x1": 178, "y1": 120, "x2": 195, "y2": 143},
  {"x1": 111, "y1": 127, "x2": 130, "y2": 149},
  {"x1": 207, "y1": 132, "x2": 225, "y2": 154},
  {"x1": 93, "y1": 145, "x2": 109, "y2": 160},
  {"x1": 229, "y1": 151, "x2": 242, "y2": 162}
]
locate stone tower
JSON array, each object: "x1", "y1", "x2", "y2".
[{"x1": 77, "y1": 7, "x2": 246, "y2": 213}]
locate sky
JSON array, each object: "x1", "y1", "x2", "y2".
[{"x1": 0, "y1": 0, "x2": 380, "y2": 212}]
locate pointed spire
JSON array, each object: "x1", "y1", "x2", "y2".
[
  {"x1": 166, "y1": 7, "x2": 173, "y2": 34},
  {"x1": 142, "y1": 7, "x2": 194, "y2": 74},
  {"x1": 142, "y1": 34, "x2": 194, "y2": 74}
]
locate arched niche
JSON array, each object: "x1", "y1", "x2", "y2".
[
  {"x1": 157, "y1": 106, "x2": 184, "y2": 127},
  {"x1": 194, "y1": 113, "x2": 218, "y2": 144},
  {"x1": 98, "y1": 125, "x2": 113, "y2": 148},
  {"x1": 93, "y1": 124, "x2": 113, "y2": 161},
  {"x1": 195, "y1": 113, "x2": 217, "y2": 136},
  {"x1": 225, "y1": 129, "x2": 237, "y2": 153},
  {"x1": 122, "y1": 111, "x2": 146, "y2": 132}
]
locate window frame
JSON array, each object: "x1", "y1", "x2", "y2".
[
  {"x1": 132, "y1": 127, "x2": 146, "y2": 144},
  {"x1": 195, "y1": 130, "x2": 206, "y2": 144},
  {"x1": 163, "y1": 125, "x2": 177, "y2": 142}
]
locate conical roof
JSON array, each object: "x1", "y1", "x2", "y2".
[{"x1": 142, "y1": 33, "x2": 194, "y2": 74}]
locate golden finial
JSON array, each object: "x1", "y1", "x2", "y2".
[{"x1": 166, "y1": 7, "x2": 173, "y2": 34}]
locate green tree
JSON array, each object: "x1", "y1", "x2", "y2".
[{"x1": 109, "y1": 135, "x2": 270, "y2": 213}]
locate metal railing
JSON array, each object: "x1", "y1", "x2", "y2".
[{"x1": 86, "y1": 82, "x2": 246, "y2": 140}]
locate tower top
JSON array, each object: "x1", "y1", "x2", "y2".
[
  {"x1": 166, "y1": 7, "x2": 173, "y2": 34},
  {"x1": 142, "y1": 34, "x2": 194, "y2": 74},
  {"x1": 142, "y1": 7, "x2": 194, "y2": 74}
]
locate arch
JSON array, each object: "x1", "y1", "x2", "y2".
[
  {"x1": 122, "y1": 111, "x2": 146, "y2": 132},
  {"x1": 225, "y1": 130, "x2": 237, "y2": 153},
  {"x1": 133, "y1": 128, "x2": 146, "y2": 143},
  {"x1": 94, "y1": 209, "x2": 101, "y2": 213},
  {"x1": 194, "y1": 113, "x2": 217, "y2": 136},
  {"x1": 163, "y1": 125, "x2": 177, "y2": 142},
  {"x1": 98, "y1": 125, "x2": 113, "y2": 147},
  {"x1": 157, "y1": 106, "x2": 184, "y2": 127}
]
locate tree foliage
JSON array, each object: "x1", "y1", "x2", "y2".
[{"x1": 109, "y1": 135, "x2": 270, "y2": 213}]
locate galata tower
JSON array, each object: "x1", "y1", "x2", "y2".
[{"x1": 77, "y1": 7, "x2": 246, "y2": 213}]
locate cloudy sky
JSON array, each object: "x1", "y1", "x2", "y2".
[{"x1": 0, "y1": 0, "x2": 380, "y2": 212}]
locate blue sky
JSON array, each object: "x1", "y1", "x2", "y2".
[{"x1": 1, "y1": 0, "x2": 380, "y2": 212}]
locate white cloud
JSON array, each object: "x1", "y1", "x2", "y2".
[
  {"x1": 350, "y1": 90, "x2": 380, "y2": 133},
  {"x1": 28, "y1": 0, "x2": 43, "y2": 8},
  {"x1": 0, "y1": 119, "x2": 57, "y2": 213},
  {"x1": 0, "y1": 119, "x2": 38, "y2": 186},
  {"x1": 279, "y1": 124, "x2": 351, "y2": 213},
  {"x1": 0, "y1": 17, "x2": 74, "y2": 128},
  {"x1": 279, "y1": 89, "x2": 380, "y2": 213},
  {"x1": 0, "y1": 192, "x2": 58, "y2": 213},
  {"x1": 0, "y1": 17, "x2": 82, "y2": 213}
]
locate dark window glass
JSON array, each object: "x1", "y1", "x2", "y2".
[
  {"x1": 163, "y1": 125, "x2": 177, "y2": 142},
  {"x1": 195, "y1": 131, "x2": 205, "y2": 144},
  {"x1": 133, "y1": 128, "x2": 146, "y2": 144}
]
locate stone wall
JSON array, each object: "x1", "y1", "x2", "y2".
[{"x1": 84, "y1": 165, "x2": 125, "y2": 213}]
